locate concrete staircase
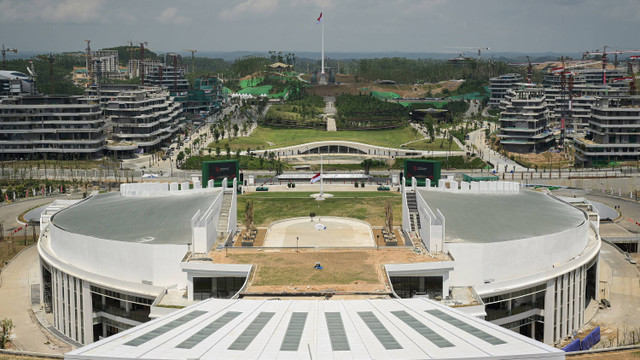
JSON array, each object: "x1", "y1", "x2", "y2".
[
  {"x1": 406, "y1": 191, "x2": 421, "y2": 232},
  {"x1": 214, "y1": 194, "x2": 234, "y2": 249}
]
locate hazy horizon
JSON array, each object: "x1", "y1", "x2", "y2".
[{"x1": 1, "y1": 0, "x2": 638, "y2": 57}]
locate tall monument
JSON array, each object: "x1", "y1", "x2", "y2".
[{"x1": 317, "y1": 12, "x2": 327, "y2": 85}]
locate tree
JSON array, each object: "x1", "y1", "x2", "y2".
[
  {"x1": 215, "y1": 147, "x2": 221, "y2": 159},
  {"x1": 244, "y1": 200, "x2": 254, "y2": 232},
  {"x1": 0, "y1": 318, "x2": 13, "y2": 349},
  {"x1": 384, "y1": 201, "x2": 393, "y2": 234},
  {"x1": 225, "y1": 143, "x2": 231, "y2": 159},
  {"x1": 232, "y1": 123, "x2": 239, "y2": 138},
  {"x1": 213, "y1": 128, "x2": 220, "y2": 143},
  {"x1": 423, "y1": 115, "x2": 435, "y2": 143},
  {"x1": 361, "y1": 159, "x2": 374, "y2": 175},
  {"x1": 176, "y1": 151, "x2": 185, "y2": 163},
  {"x1": 275, "y1": 161, "x2": 283, "y2": 175}
]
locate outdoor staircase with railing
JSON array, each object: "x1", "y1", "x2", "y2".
[
  {"x1": 406, "y1": 191, "x2": 421, "y2": 232},
  {"x1": 213, "y1": 193, "x2": 234, "y2": 249}
]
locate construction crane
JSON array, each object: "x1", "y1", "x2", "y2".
[
  {"x1": 526, "y1": 56, "x2": 533, "y2": 84},
  {"x1": 138, "y1": 41, "x2": 148, "y2": 84},
  {"x1": 583, "y1": 46, "x2": 640, "y2": 85},
  {"x1": 84, "y1": 40, "x2": 93, "y2": 83},
  {"x1": 549, "y1": 60, "x2": 601, "y2": 75},
  {"x1": 1, "y1": 45, "x2": 18, "y2": 70},
  {"x1": 37, "y1": 54, "x2": 56, "y2": 94},
  {"x1": 183, "y1": 49, "x2": 197, "y2": 73},
  {"x1": 458, "y1": 46, "x2": 490, "y2": 59}
]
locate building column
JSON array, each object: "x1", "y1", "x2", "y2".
[
  {"x1": 82, "y1": 281, "x2": 93, "y2": 344},
  {"x1": 543, "y1": 278, "x2": 555, "y2": 344}
]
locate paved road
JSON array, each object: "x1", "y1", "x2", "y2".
[
  {"x1": 561, "y1": 191, "x2": 640, "y2": 235},
  {"x1": 591, "y1": 242, "x2": 640, "y2": 330},
  {"x1": 466, "y1": 126, "x2": 526, "y2": 172},
  {"x1": 0, "y1": 246, "x2": 71, "y2": 354},
  {"x1": 0, "y1": 197, "x2": 78, "y2": 354},
  {"x1": 0, "y1": 196, "x2": 70, "y2": 231},
  {"x1": 553, "y1": 190, "x2": 640, "y2": 335}
]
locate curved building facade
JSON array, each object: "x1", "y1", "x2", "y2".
[
  {"x1": 398, "y1": 179, "x2": 600, "y2": 344},
  {"x1": 38, "y1": 181, "x2": 242, "y2": 344}
]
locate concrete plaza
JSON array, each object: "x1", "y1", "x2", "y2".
[{"x1": 263, "y1": 217, "x2": 374, "y2": 248}]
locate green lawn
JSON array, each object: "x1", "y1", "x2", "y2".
[
  {"x1": 227, "y1": 251, "x2": 380, "y2": 286},
  {"x1": 239, "y1": 191, "x2": 401, "y2": 227},
  {"x1": 210, "y1": 126, "x2": 423, "y2": 150},
  {"x1": 403, "y1": 138, "x2": 461, "y2": 151}
]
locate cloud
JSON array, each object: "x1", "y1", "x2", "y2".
[
  {"x1": 290, "y1": 0, "x2": 334, "y2": 9},
  {"x1": 157, "y1": 7, "x2": 191, "y2": 24},
  {"x1": 219, "y1": 0, "x2": 279, "y2": 21},
  {"x1": 0, "y1": 0, "x2": 105, "y2": 23}
]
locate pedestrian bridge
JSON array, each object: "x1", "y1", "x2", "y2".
[{"x1": 253, "y1": 141, "x2": 464, "y2": 159}]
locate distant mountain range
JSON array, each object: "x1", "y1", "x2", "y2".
[{"x1": 7, "y1": 50, "x2": 624, "y2": 63}]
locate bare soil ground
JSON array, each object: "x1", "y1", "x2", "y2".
[
  {"x1": 233, "y1": 228, "x2": 267, "y2": 247},
  {"x1": 509, "y1": 151, "x2": 574, "y2": 169},
  {"x1": 372, "y1": 228, "x2": 405, "y2": 247},
  {"x1": 305, "y1": 78, "x2": 462, "y2": 98},
  {"x1": 210, "y1": 248, "x2": 447, "y2": 293}
]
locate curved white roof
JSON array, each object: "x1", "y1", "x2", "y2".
[
  {"x1": 0, "y1": 70, "x2": 29, "y2": 80},
  {"x1": 52, "y1": 191, "x2": 221, "y2": 245},
  {"x1": 418, "y1": 189, "x2": 586, "y2": 243},
  {"x1": 66, "y1": 298, "x2": 563, "y2": 360}
]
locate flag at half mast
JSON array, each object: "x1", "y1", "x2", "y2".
[{"x1": 310, "y1": 172, "x2": 322, "y2": 183}]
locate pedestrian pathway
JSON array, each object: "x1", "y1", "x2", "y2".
[{"x1": 0, "y1": 246, "x2": 72, "y2": 354}]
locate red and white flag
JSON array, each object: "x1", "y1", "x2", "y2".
[
  {"x1": 310, "y1": 172, "x2": 322, "y2": 183},
  {"x1": 316, "y1": 12, "x2": 323, "y2": 23}
]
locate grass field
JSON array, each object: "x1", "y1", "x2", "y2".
[
  {"x1": 210, "y1": 126, "x2": 423, "y2": 150},
  {"x1": 239, "y1": 191, "x2": 401, "y2": 227},
  {"x1": 238, "y1": 85, "x2": 273, "y2": 96},
  {"x1": 226, "y1": 251, "x2": 380, "y2": 287},
  {"x1": 404, "y1": 138, "x2": 461, "y2": 151}
]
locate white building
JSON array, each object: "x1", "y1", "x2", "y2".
[
  {"x1": 38, "y1": 180, "x2": 240, "y2": 344},
  {"x1": 104, "y1": 86, "x2": 184, "y2": 156},
  {"x1": 498, "y1": 85, "x2": 554, "y2": 153},
  {"x1": 0, "y1": 95, "x2": 107, "y2": 160},
  {"x1": 39, "y1": 177, "x2": 597, "y2": 352},
  {"x1": 401, "y1": 178, "x2": 600, "y2": 344},
  {"x1": 0, "y1": 70, "x2": 35, "y2": 98},
  {"x1": 66, "y1": 297, "x2": 564, "y2": 360},
  {"x1": 489, "y1": 73, "x2": 524, "y2": 108}
]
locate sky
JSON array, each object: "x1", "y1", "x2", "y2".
[{"x1": 1, "y1": 0, "x2": 639, "y2": 57}]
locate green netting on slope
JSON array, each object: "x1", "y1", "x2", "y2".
[
  {"x1": 370, "y1": 91, "x2": 401, "y2": 99},
  {"x1": 447, "y1": 92, "x2": 485, "y2": 101},
  {"x1": 223, "y1": 87, "x2": 232, "y2": 94},
  {"x1": 240, "y1": 78, "x2": 264, "y2": 88},
  {"x1": 268, "y1": 88, "x2": 289, "y2": 99},
  {"x1": 401, "y1": 101, "x2": 448, "y2": 108},
  {"x1": 238, "y1": 85, "x2": 273, "y2": 95}
]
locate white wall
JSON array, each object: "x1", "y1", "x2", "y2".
[
  {"x1": 446, "y1": 220, "x2": 590, "y2": 288},
  {"x1": 228, "y1": 178, "x2": 238, "y2": 234},
  {"x1": 192, "y1": 191, "x2": 223, "y2": 253},
  {"x1": 49, "y1": 226, "x2": 189, "y2": 288},
  {"x1": 401, "y1": 178, "x2": 411, "y2": 234},
  {"x1": 416, "y1": 190, "x2": 444, "y2": 252}
]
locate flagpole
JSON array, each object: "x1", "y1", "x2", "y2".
[
  {"x1": 321, "y1": 12, "x2": 325, "y2": 74},
  {"x1": 320, "y1": 154, "x2": 324, "y2": 197}
]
